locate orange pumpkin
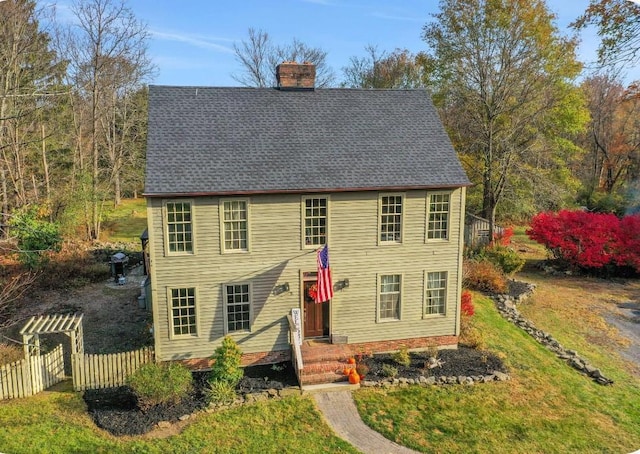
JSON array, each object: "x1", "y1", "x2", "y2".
[
  {"x1": 342, "y1": 367, "x2": 351, "y2": 376},
  {"x1": 348, "y1": 372, "x2": 360, "y2": 384},
  {"x1": 347, "y1": 357, "x2": 356, "y2": 365}
]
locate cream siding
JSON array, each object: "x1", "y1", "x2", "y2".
[{"x1": 148, "y1": 188, "x2": 465, "y2": 361}]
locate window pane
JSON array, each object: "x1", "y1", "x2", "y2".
[
  {"x1": 426, "y1": 272, "x2": 447, "y2": 315},
  {"x1": 223, "y1": 201, "x2": 248, "y2": 251},
  {"x1": 225, "y1": 284, "x2": 251, "y2": 332},
  {"x1": 381, "y1": 195, "x2": 402, "y2": 243},
  {"x1": 427, "y1": 194, "x2": 450, "y2": 240},
  {"x1": 304, "y1": 197, "x2": 327, "y2": 246},
  {"x1": 171, "y1": 287, "x2": 196, "y2": 335},
  {"x1": 166, "y1": 202, "x2": 193, "y2": 253},
  {"x1": 380, "y1": 275, "x2": 401, "y2": 320}
]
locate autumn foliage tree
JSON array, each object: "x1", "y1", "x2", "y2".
[
  {"x1": 573, "y1": 0, "x2": 640, "y2": 68},
  {"x1": 578, "y1": 74, "x2": 640, "y2": 209},
  {"x1": 424, "y1": 0, "x2": 587, "y2": 236}
]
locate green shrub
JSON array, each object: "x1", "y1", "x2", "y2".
[
  {"x1": 485, "y1": 246, "x2": 525, "y2": 275},
  {"x1": 8, "y1": 205, "x2": 62, "y2": 269},
  {"x1": 391, "y1": 346, "x2": 411, "y2": 367},
  {"x1": 381, "y1": 364, "x2": 398, "y2": 378},
  {"x1": 209, "y1": 336, "x2": 243, "y2": 386},
  {"x1": 127, "y1": 362, "x2": 193, "y2": 410},
  {"x1": 463, "y1": 259, "x2": 508, "y2": 294},
  {"x1": 205, "y1": 379, "x2": 238, "y2": 406}
]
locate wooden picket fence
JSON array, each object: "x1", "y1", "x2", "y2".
[
  {"x1": 0, "y1": 344, "x2": 65, "y2": 400},
  {"x1": 71, "y1": 347, "x2": 154, "y2": 391}
]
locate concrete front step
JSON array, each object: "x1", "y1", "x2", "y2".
[
  {"x1": 302, "y1": 381, "x2": 360, "y2": 394},
  {"x1": 302, "y1": 370, "x2": 349, "y2": 385}
]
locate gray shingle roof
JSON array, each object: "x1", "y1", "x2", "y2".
[{"x1": 144, "y1": 86, "x2": 470, "y2": 196}]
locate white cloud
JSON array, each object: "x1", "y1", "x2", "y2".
[
  {"x1": 370, "y1": 11, "x2": 423, "y2": 22},
  {"x1": 151, "y1": 30, "x2": 235, "y2": 54}
]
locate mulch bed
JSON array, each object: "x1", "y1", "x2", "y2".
[
  {"x1": 84, "y1": 349, "x2": 507, "y2": 436},
  {"x1": 83, "y1": 362, "x2": 298, "y2": 436},
  {"x1": 361, "y1": 347, "x2": 507, "y2": 382}
]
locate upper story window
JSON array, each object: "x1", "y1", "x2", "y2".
[
  {"x1": 379, "y1": 274, "x2": 401, "y2": 321},
  {"x1": 221, "y1": 199, "x2": 249, "y2": 252},
  {"x1": 425, "y1": 271, "x2": 447, "y2": 316},
  {"x1": 224, "y1": 284, "x2": 251, "y2": 333},
  {"x1": 380, "y1": 194, "x2": 403, "y2": 243},
  {"x1": 165, "y1": 201, "x2": 193, "y2": 253},
  {"x1": 427, "y1": 193, "x2": 450, "y2": 240},
  {"x1": 303, "y1": 196, "x2": 328, "y2": 247},
  {"x1": 170, "y1": 287, "x2": 197, "y2": 337}
]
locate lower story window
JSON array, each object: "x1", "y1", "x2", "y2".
[
  {"x1": 225, "y1": 284, "x2": 251, "y2": 332},
  {"x1": 170, "y1": 287, "x2": 197, "y2": 336},
  {"x1": 426, "y1": 271, "x2": 447, "y2": 315},
  {"x1": 379, "y1": 274, "x2": 401, "y2": 320}
]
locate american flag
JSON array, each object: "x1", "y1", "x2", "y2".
[{"x1": 315, "y1": 245, "x2": 334, "y2": 303}]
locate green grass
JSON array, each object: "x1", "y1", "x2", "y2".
[
  {"x1": 101, "y1": 198, "x2": 147, "y2": 243},
  {"x1": 353, "y1": 295, "x2": 640, "y2": 453},
  {"x1": 0, "y1": 382, "x2": 358, "y2": 453}
]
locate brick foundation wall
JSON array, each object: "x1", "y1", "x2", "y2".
[
  {"x1": 178, "y1": 335, "x2": 457, "y2": 371},
  {"x1": 351, "y1": 335, "x2": 458, "y2": 355}
]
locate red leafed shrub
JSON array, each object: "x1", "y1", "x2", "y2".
[
  {"x1": 527, "y1": 210, "x2": 640, "y2": 273},
  {"x1": 461, "y1": 290, "x2": 475, "y2": 316},
  {"x1": 493, "y1": 226, "x2": 514, "y2": 247}
]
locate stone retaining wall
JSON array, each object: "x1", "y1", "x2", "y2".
[{"x1": 493, "y1": 280, "x2": 613, "y2": 386}]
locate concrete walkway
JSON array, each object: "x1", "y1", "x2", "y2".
[{"x1": 313, "y1": 390, "x2": 420, "y2": 454}]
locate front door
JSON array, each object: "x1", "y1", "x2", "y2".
[{"x1": 303, "y1": 274, "x2": 329, "y2": 338}]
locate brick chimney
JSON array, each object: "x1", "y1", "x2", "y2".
[{"x1": 276, "y1": 61, "x2": 316, "y2": 90}]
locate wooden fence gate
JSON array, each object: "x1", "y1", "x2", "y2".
[{"x1": 0, "y1": 344, "x2": 65, "y2": 400}]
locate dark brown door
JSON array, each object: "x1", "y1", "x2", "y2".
[{"x1": 303, "y1": 279, "x2": 329, "y2": 338}]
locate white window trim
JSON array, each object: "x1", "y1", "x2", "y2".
[
  {"x1": 301, "y1": 195, "x2": 330, "y2": 249},
  {"x1": 378, "y1": 193, "x2": 405, "y2": 245},
  {"x1": 425, "y1": 191, "x2": 451, "y2": 242},
  {"x1": 219, "y1": 198, "x2": 251, "y2": 254},
  {"x1": 376, "y1": 273, "x2": 403, "y2": 323},
  {"x1": 424, "y1": 270, "x2": 448, "y2": 318},
  {"x1": 222, "y1": 282, "x2": 253, "y2": 335},
  {"x1": 167, "y1": 286, "x2": 200, "y2": 340},
  {"x1": 163, "y1": 199, "x2": 196, "y2": 256}
]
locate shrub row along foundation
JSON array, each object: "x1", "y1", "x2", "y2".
[{"x1": 493, "y1": 281, "x2": 613, "y2": 386}]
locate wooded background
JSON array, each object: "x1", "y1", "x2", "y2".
[{"x1": 1, "y1": 0, "x2": 639, "y2": 243}]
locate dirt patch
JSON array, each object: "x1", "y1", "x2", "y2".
[
  {"x1": 518, "y1": 270, "x2": 640, "y2": 376},
  {"x1": 3, "y1": 265, "x2": 153, "y2": 355}
]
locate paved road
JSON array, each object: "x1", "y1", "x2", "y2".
[{"x1": 313, "y1": 391, "x2": 420, "y2": 454}]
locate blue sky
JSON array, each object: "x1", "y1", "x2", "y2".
[{"x1": 51, "y1": 0, "x2": 639, "y2": 86}]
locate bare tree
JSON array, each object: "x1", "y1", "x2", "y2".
[
  {"x1": 0, "y1": 0, "x2": 66, "y2": 237},
  {"x1": 0, "y1": 270, "x2": 39, "y2": 328},
  {"x1": 232, "y1": 28, "x2": 335, "y2": 88},
  {"x1": 62, "y1": 0, "x2": 154, "y2": 239}
]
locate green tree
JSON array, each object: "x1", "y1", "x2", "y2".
[
  {"x1": 342, "y1": 45, "x2": 432, "y2": 89},
  {"x1": 424, "y1": 0, "x2": 588, "y2": 232}
]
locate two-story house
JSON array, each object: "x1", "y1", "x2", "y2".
[{"x1": 144, "y1": 62, "x2": 470, "y2": 384}]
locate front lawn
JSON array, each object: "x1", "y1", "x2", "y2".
[
  {"x1": 354, "y1": 293, "x2": 640, "y2": 453},
  {"x1": 0, "y1": 382, "x2": 358, "y2": 454}
]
